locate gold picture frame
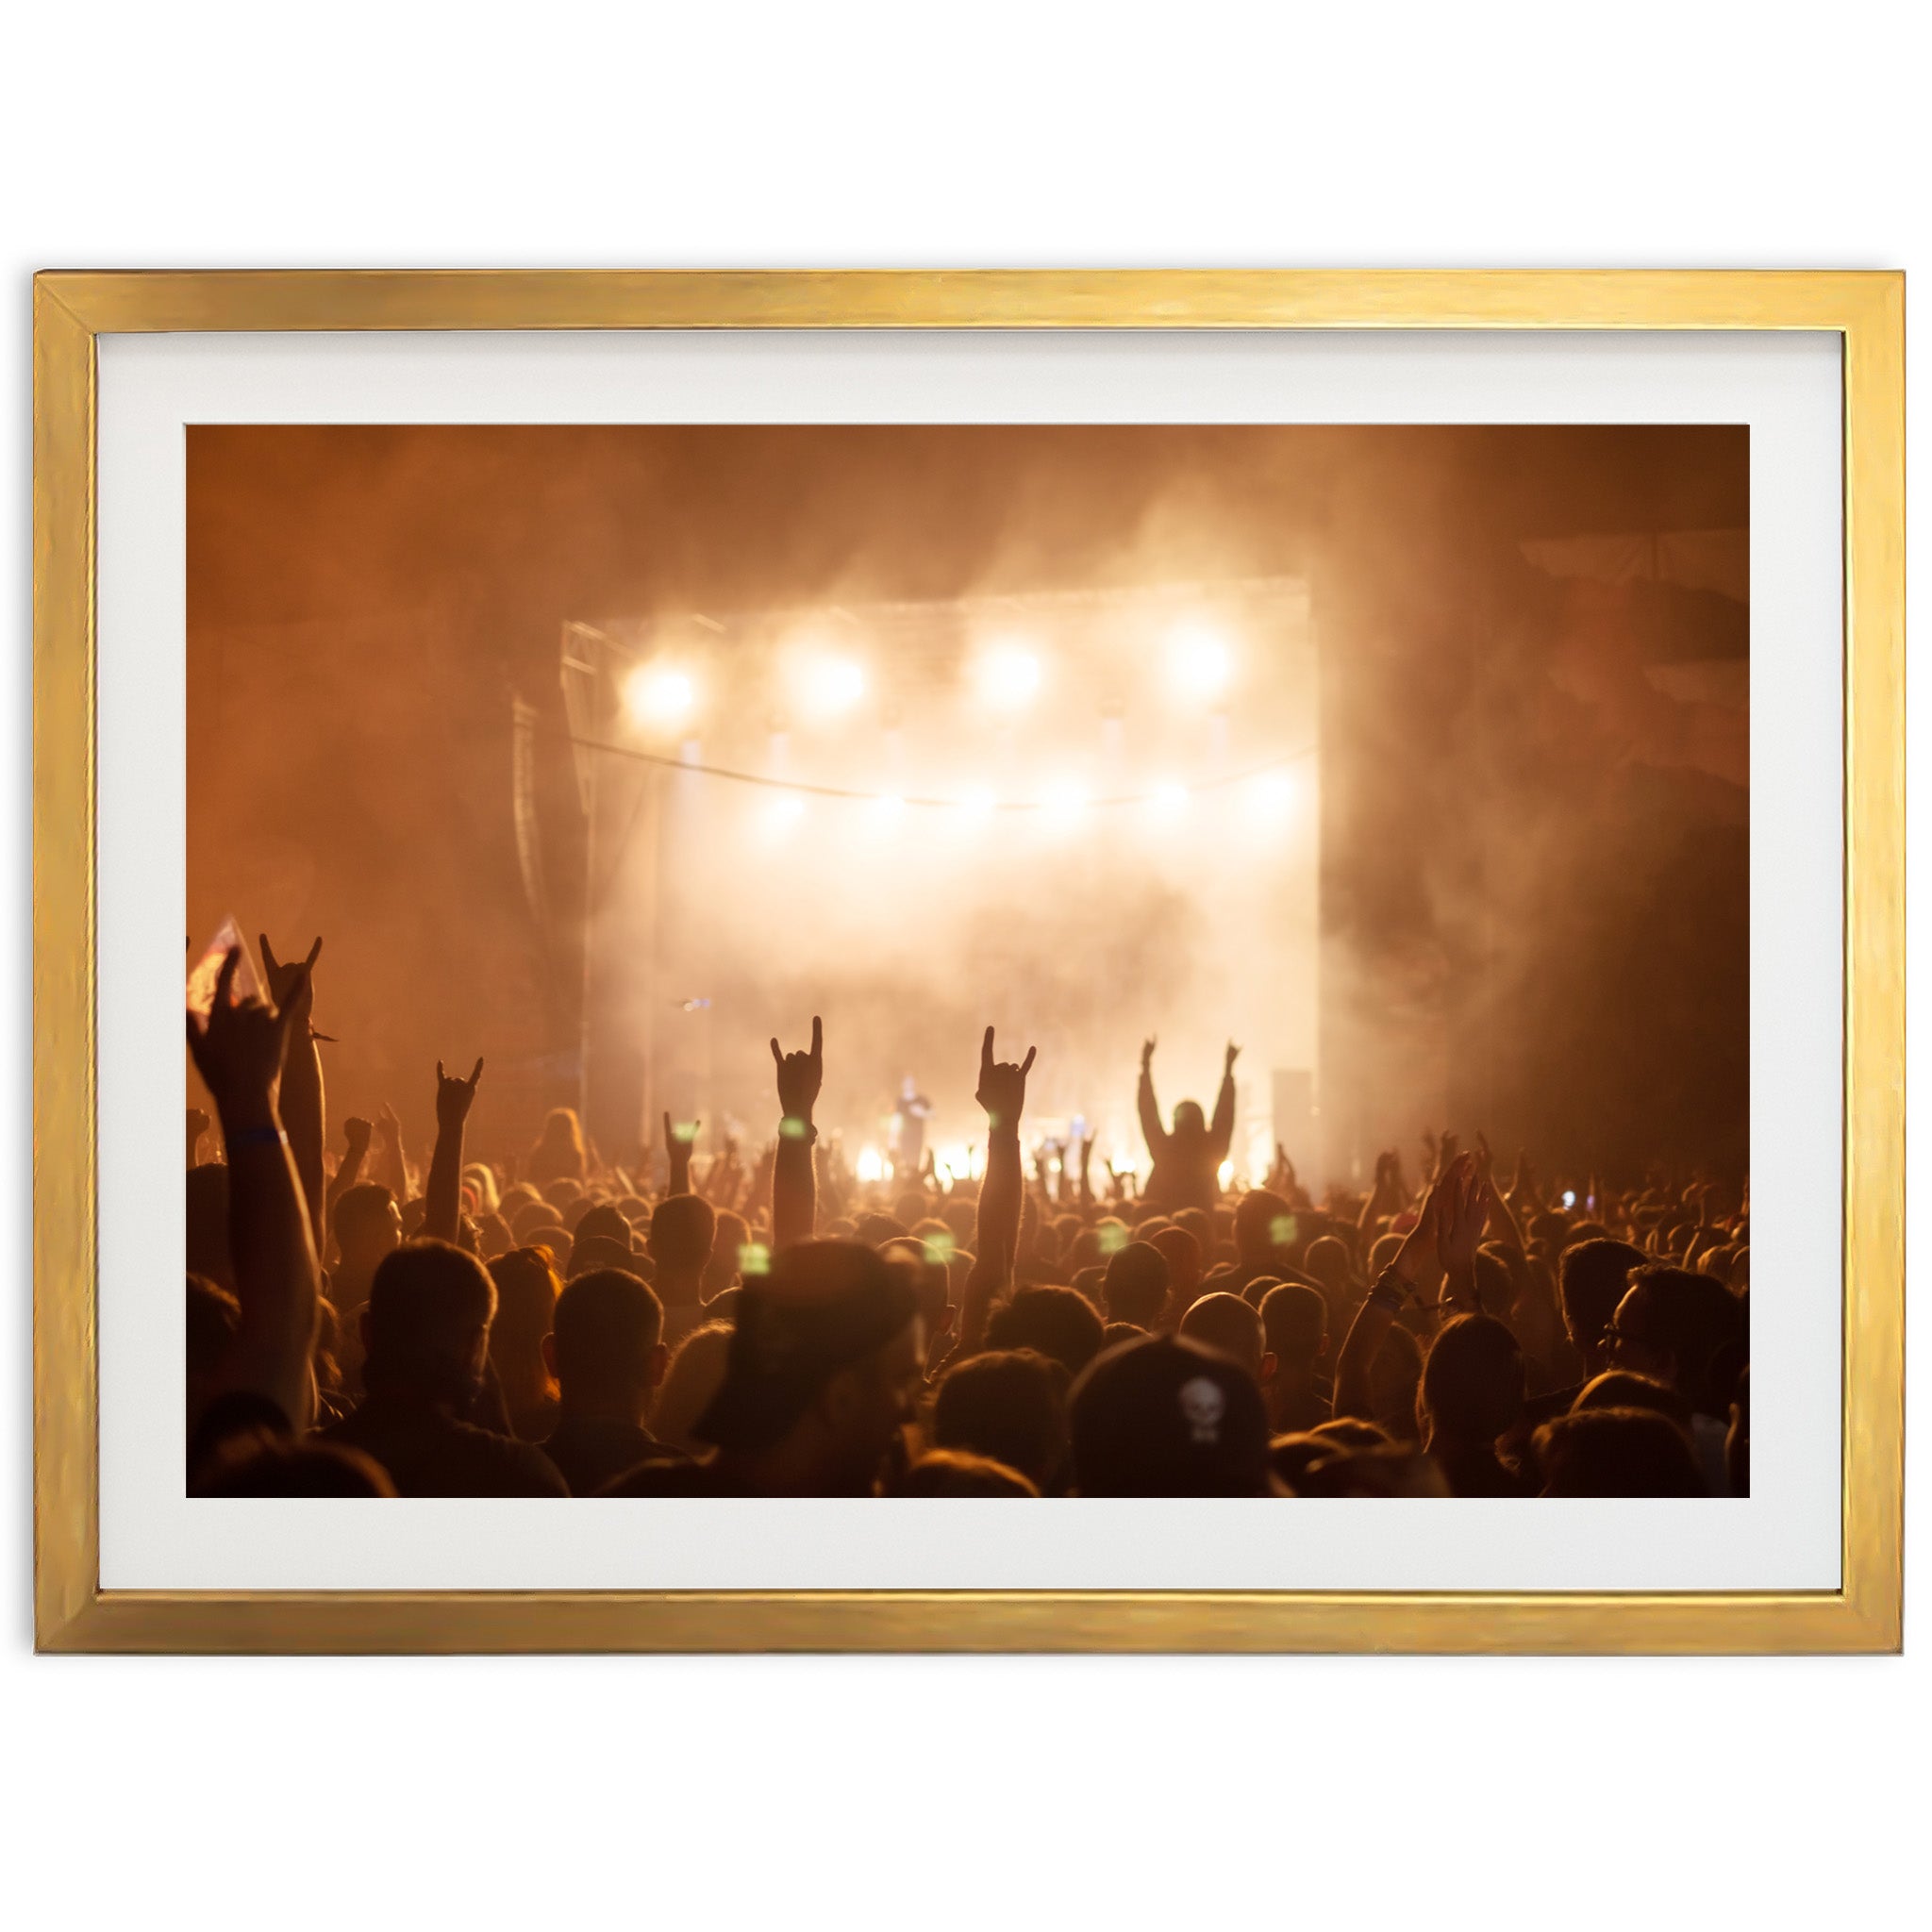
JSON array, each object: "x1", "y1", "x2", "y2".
[{"x1": 33, "y1": 270, "x2": 1904, "y2": 1654}]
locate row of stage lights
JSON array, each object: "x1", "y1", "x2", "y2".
[
  {"x1": 621, "y1": 620, "x2": 1239, "y2": 736},
  {"x1": 609, "y1": 618, "x2": 1299, "y2": 836}
]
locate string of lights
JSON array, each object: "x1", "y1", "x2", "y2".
[{"x1": 567, "y1": 732, "x2": 1314, "y2": 811}]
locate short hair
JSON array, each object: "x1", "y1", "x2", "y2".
[
  {"x1": 567, "y1": 1233, "x2": 643, "y2": 1281},
  {"x1": 932, "y1": 1347, "x2": 1068, "y2": 1490},
  {"x1": 363, "y1": 1240, "x2": 497, "y2": 1397},
  {"x1": 984, "y1": 1284, "x2": 1107, "y2": 1378},
  {"x1": 1258, "y1": 1281, "x2": 1327, "y2": 1369},
  {"x1": 1571, "y1": 1370, "x2": 1691, "y2": 1429},
  {"x1": 1535, "y1": 1408, "x2": 1706, "y2": 1497},
  {"x1": 1420, "y1": 1313, "x2": 1524, "y2": 1443},
  {"x1": 891, "y1": 1449, "x2": 1038, "y2": 1497},
  {"x1": 1178, "y1": 1291, "x2": 1267, "y2": 1382},
  {"x1": 1069, "y1": 1334, "x2": 1272, "y2": 1496},
  {"x1": 552, "y1": 1267, "x2": 665, "y2": 1396},
  {"x1": 334, "y1": 1181, "x2": 397, "y2": 1257},
  {"x1": 1150, "y1": 1224, "x2": 1200, "y2": 1291},
  {"x1": 1102, "y1": 1240, "x2": 1170, "y2": 1328},
  {"x1": 1302, "y1": 1235, "x2": 1353, "y2": 1292},
  {"x1": 1559, "y1": 1239, "x2": 1647, "y2": 1352},
  {"x1": 1233, "y1": 1189, "x2": 1296, "y2": 1262},
  {"x1": 878, "y1": 1237, "x2": 950, "y2": 1336},
  {"x1": 510, "y1": 1198, "x2": 565, "y2": 1243},
  {"x1": 648, "y1": 1192, "x2": 717, "y2": 1274},
  {"x1": 572, "y1": 1203, "x2": 632, "y2": 1254},
  {"x1": 1614, "y1": 1266, "x2": 1746, "y2": 1407}
]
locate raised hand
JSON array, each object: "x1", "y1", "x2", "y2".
[
  {"x1": 376, "y1": 1101, "x2": 402, "y2": 1145},
  {"x1": 771, "y1": 1015, "x2": 824, "y2": 1124},
  {"x1": 343, "y1": 1116, "x2": 373, "y2": 1154},
  {"x1": 1434, "y1": 1152, "x2": 1489, "y2": 1278},
  {"x1": 186, "y1": 947, "x2": 304, "y2": 1121},
  {"x1": 1141, "y1": 1036, "x2": 1158, "y2": 1071},
  {"x1": 1224, "y1": 1040, "x2": 1241, "y2": 1076},
  {"x1": 975, "y1": 1025, "x2": 1037, "y2": 1133},
  {"x1": 436, "y1": 1057, "x2": 485, "y2": 1128},
  {"x1": 258, "y1": 933, "x2": 323, "y2": 1034},
  {"x1": 663, "y1": 1110, "x2": 702, "y2": 1154}
]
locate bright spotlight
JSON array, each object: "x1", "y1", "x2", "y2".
[
  {"x1": 1168, "y1": 623, "x2": 1234, "y2": 702},
  {"x1": 755, "y1": 791, "x2": 806, "y2": 842},
  {"x1": 1040, "y1": 779, "x2": 1089, "y2": 830},
  {"x1": 976, "y1": 641, "x2": 1042, "y2": 710},
  {"x1": 793, "y1": 652, "x2": 867, "y2": 722},
  {"x1": 624, "y1": 663, "x2": 696, "y2": 731},
  {"x1": 1217, "y1": 1158, "x2": 1235, "y2": 1191},
  {"x1": 1248, "y1": 768, "x2": 1298, "y2": 834},
  {"x1": 856, "y1": 1145, "x2": 885, "y2": 1184},
  {"x1": 1147, "y1": 779, "x2": 1190, "y2": 822},
  {"x1": 958, "y1": 786, "x2": 998, "y2": 822},
  {"x1": 863, "y1": 792, "x2": 905, "y2": 835}
]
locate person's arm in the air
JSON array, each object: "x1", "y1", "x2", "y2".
[
  {"x1": 770, "y1": 1016, "x2": 823, "y2": 1251},
  {"x1": 258, "y1": 934, "x2": 325, "y2": 1251},
  {"x1": 663, "y1": 1110, "x2": 697, "y2": 1198},
  {"x1": 1137, "y1": 1037, "x2": 1168, "y2": 1159},
  {"x1": 1333, "y1": 1157, "x2": 1479, "y2": 1423},
  {"x1": 1208, "y1": 1040, "x2": 1240, "y2": 1162},
  {"x1": 187, "y1": 947, "x2": 322, "y2": 1432},
  {"x1": 425, "y1": 1057, "x2": 484, "y2": 1244},
  {"x1": 947, "y1": 1027, "x2": 1036, "y2": 1366}
]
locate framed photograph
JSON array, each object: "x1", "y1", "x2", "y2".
[{"x1": 33, "y1": 271, "x2": 1903, "y2": 1653}]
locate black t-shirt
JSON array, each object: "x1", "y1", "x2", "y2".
[
  {"x1": 542, "y1": 1415, "x2": 688, "y2": 1497},
  {"x1": 325, "y1": 1394, "x2": 568, "y2": 1497}
]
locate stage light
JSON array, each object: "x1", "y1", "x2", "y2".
[
  {"x1": 861, "y1": 792, "x2": 904, "y2": 837},
  {"x1": 754, "y1": 791, "x2": 806, "y2": 842},
  {"x1": 959, "y1": 786, "x2": 998, "y2": 821},
  {"x1": 1247, "y1": 768, "x2": 1298, "y2": 834},
  {"x1": 1218, "y1": 1158, "x2": 1236, "y2": 1191},
  {"x1": 856, "y1": 1145, "x2": 886, "y2": 1183},
  {"x1": 976, "y1": 641, "x2": 1042, "y2": 710},
  {"x1": 1147, "y1": 779, "x2": 1190, "y2": 822},
  {"x1": 1168, "y1": 623, "x2": 1234, "y2": 702},
  {"x1": 624, "y1": 663, "x2": 696, "y2": 731},
  {"x1": 1040, "y1": 779, "x2": 1089, "y2": 833},
  {"x1": 791, "y1": 651, "x2": 867, "y2": 722}
]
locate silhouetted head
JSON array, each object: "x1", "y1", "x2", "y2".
[
  {"x1": 1069, "y1": 1334, "x2": 1273, "y2": 1496},
  {"x1": 1558, "y1": 1239, "x2": 1648, "y2": 1373},
  {"x1": 1171, "y1": 1097, "x2": 1208, "y2": 1142},
  {"x1": 890, "y1": 1449, "x2": 1038, "y2": 1497},
  {"x1": 193, "y1": 1430, "x2": 395, "y2": 1497},
  {"x1": 650, "y1": 1322, "x2": 736, "y2": 1455},
  {"x1": 1259, "y1": 1281, "x2": 1328, "y2": 1375},
  {"x1": 1149, "y1": 1224, "x2": 1202, "y2": 1309},
  {"x1": 1233, "y1": 1189, "x2": 1298, "y2": 1269},
  {"x1": 984, "y1": 1284, "x2": 1107, "y2": 1379},
  {"x1": 1571, "y1": 1370, "x2": 1691, "y2": 1429},
  {"x1": 485, "y1": 1245, "x2": 559, "y2": 1392},
  {"x1": 186, "y1": 1272, "x2": 241, "y2": 1436},
  {"x1": 546, "y1": 1266, "x2": 666, "y2": 1415},
  {"x1": 932, "y1": 1346, "x2": 1068, "y2": 1491},
  {"x1": 1102, "y1": 1240, "x2": 1171, "y2": 1329},
  {"x1": 1178, "y1": 1291, "x2": 1272, "y2": 1386},
  {"x1": 695, "y1": 1240, "x2": 924, "y2": 1493},
  {"x1": 648, "y1": 1192, "x2": 717, "y2": 1284},
  {"x1": 1608, "y1": 1267, "x2": 1745, "y2": 1412},
  {"x1": 1536, "y1": 1407, "x2": 1706, "y2": 1496},
  {"x1": 361, "y1": 1239, "x2": 497, "y2": 1410},
  {"x1": 334, "y1": 1181, "x2": 403, "y2": 1279},
  {"x1": 1420, "y1": 1313, "x2": 1524, "y2": 1448}
]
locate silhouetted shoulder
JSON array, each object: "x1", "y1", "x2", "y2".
[{"x1": 596, "y1": 1454, "x2": 758, "y2": 1497}]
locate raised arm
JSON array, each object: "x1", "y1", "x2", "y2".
[
  {"x1": 663, "y1": 1109, "x2": 698, "y2": 1198},
  {"x1": 1137, "y1": 1036, "x2": 1168, "y2": 1158},
  {"x1": 425, "y1": 1057, "x2": 484, "y2": 1243},
  {"x1": 371, "y1": 1099, "x2": 409, "y2": 1204},
  {"x1": 186, "y1": 947, "x2": 321, "y2": 1432},
  {"x1": 258, "y1": 933, "x2": 325, "y2": 1247},
  {"x1": 324, "y1": 1115, "x2": 373, "y2": 1248},
  {"x1": 770, "y1": 1015, "x2": 823, "y2": 1251},
  {"x1": 1333, "y1": 1155, "x2": 1477, "y2": 1423},
  {"x1": 1208, "y1": 1039, "x2": 1240, "y2": 1161},
  {"x1": 952, "y1": 1026, "x2": 1036, "y2": 1361}
]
